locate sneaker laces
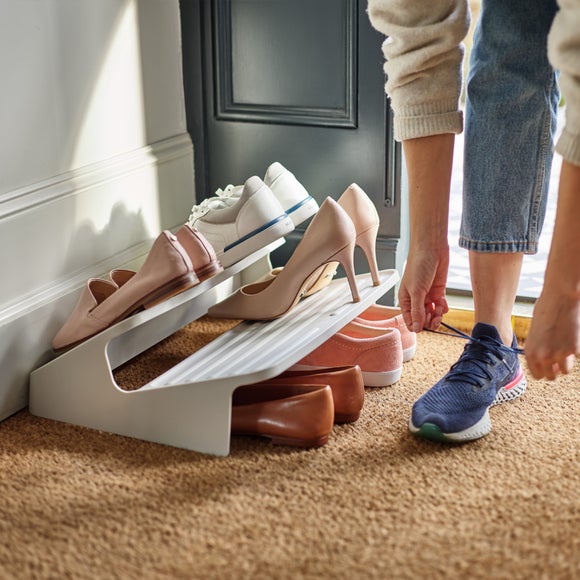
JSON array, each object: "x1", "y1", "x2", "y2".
[
  {"x1": 214, "y1": 184, "x2": 242, "y2": 198},
  {"x1": 187, "y1": 195, "x2": 236, "y2": 224},
  {"x1": 427, "y1": 322, "x2": 524, "y2": 388}
]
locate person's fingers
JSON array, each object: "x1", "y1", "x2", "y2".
[
  {"x1": 422, "y1": 299, "x2": 445, "y2": 330},
  {"x1": 398, "y1": 288, "x2": 414, "y2": 333},
  {"x1": 556, "y1": 354, "x2": 575, "y2": 375},
  {"x1": 544, "y1": 363, "x2": 557, "y2": 381},
  {"x1": 430, "y1": 314, "x2": 443, "y2": 329},
  {"x1": 435, "y1": 296, "x2": 449, "y2": 316},
  {"x1": 411, "y1": 301, "x2": 426, "y2": 332},
  {"x1": 525, "y1": 351, "x2": 576, "y2": 380},
  {"x1": 526, "y1": 358, "x2": 542, "y2": 380},
  {"x1": 401, "y1": 311, "x2": 413, "y2": 333}
]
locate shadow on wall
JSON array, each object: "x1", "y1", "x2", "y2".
[
  {"x1": 0, "y1": 0, "x2": 195, "y2": 421},
  {"x1": 2, "y1": 0, "x2": 192, "y2": 306}
]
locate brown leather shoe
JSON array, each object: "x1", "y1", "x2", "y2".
[
  {"x1": 231, "y1": 383, "x2": 334, "y2": 448},
  {"x1": 256, "y1": 365, "x2": 364, "y2": 424}
]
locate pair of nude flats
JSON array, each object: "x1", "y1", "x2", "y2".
[
  {"x1": 208, "y1": 183, "x2": 381, "y2": 320},
  {"x1": 231, "y1": 365, "x2": 365, "y2": 448},
  {"x1": 52, "y1": 225, "x2": 223, "y2": 352}
]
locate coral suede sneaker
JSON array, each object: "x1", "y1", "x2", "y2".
[
  {"x1": 291, "y1": 321, "x2": 403, "y2": 387},
  {"x1": 355, "y1": 304, "x2": 417, "y2": 362},
  {"x1": 409, "y1": 322, "x2": 527, "y2": 443}
]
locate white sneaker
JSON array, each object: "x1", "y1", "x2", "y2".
[
  {"x1": 215, "y1": 162, "x2": 319, "y2": 227},
  {"x1": 188, "y1": 176, "x2": 294, "y2": 268}
]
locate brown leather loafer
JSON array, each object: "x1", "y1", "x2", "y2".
[
  {"x1": 256, "y1": 365, "x2": 364, "y2": 424},
  {"x1": 231, "y1": 383, "x2": 334, "y2": 448}
]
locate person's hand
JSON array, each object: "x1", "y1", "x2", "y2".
[
  {"x1": 525, "y1": 159, "x2": 580, "y2": 380},
  {"x1": 398, "y1": 245, "x2": 450, "y2": 333},
  {"x1": 525, "y1": 284, "x2": 579, "y2": 380}
]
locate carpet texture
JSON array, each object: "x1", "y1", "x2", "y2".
[{"x1": 0, "y1": 316, "x2": 578, "y2": 579}]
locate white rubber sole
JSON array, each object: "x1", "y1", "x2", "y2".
[
  {"x1": 409, "y1": 409, "x2": 493, "y2": 442},
  {"x1": 219, "y1": 215, "x2": 294, "y2": 268},
  {"x1": 362, "y1": 366, "x2": 403, "y2": 387},
  {"x1": 492, "y1": 374, "x2": 527, "y2": 405},
  {"x1": 403, "y1": 344, "x2": 417, "y2": 362}
]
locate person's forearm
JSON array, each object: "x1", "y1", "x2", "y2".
[
  {"x1": 543, "y1": 160, "x2": 580, "y2": 299},
  {"x1": 402, "y1": 134, "x2": 455, "y2": 249}
]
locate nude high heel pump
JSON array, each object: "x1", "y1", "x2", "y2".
[
  {"x1": 293, "y1": 183, "x2": 381, "y2": 296},
  {"x1": 337, "y1": 183, "x2": 381, "y2": 286},
  {"x1": 208, "y1": 197, "x2": 360, "y2": 321}
]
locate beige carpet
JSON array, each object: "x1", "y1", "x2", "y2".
[{"x1": 0, "y1": 317, "x2": 578, "y2": 579}]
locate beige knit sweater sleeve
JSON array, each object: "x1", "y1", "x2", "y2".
[
  {"x1": 549, "y1": 0, "x2": 580, "y2": 166},
  {"x1": 366, "y1": 0, "x2": 470, "y2": 141},
  {"x1": 367, "y1": 0, "x2": 580, "y2": 167}
]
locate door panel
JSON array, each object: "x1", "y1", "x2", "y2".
[
  {"x1": 181, "y1": 0, "x2": 402, "y2": 281},
  {"x1": 215, "y1": 0, "x2": 356, "y2": 127}
]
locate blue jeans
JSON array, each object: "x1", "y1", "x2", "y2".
[{"x1": 460, "y1": 0, "x2": 560, "y2": 254}]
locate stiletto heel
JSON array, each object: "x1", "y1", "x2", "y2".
[
  {"x1": 356, "y1": 222, "x2": 380, "y2": 286},
  {"x1": 208, "y1": 197, "x2": 358, "y2": 320},
  {"x1": 333, "y1": 240, "x2": 360, "y2": 303},
  {"x1": 337, "y1": 184, "x2": 381, "y2": 286}
]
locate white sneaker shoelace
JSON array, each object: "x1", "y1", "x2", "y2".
[{"x1": 187, "y1": 195, "x2": 237, "y2": 225}]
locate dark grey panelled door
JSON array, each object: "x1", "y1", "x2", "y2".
[{"x1": 180, "y1": 0, "x2": 402, "y2": 278}]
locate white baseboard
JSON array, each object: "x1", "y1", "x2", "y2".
[{"x1": 0, "y1": 133, "x2": 195, "y2": 422}]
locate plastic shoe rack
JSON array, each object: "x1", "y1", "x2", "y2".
[{"x1": 29, "y1": 241, "x2": 399, "y2": 456}]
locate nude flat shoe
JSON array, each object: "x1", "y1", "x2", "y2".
[
  {"x1": 109, "y1": 269, "x2": 135, "y2": 288},
  {"x1": 208, "y1": 197, "x2": 360, "y2": 320},
  {"x1": 231, "y1": 383, "x2": 334, "y2": 448},
  {"x1": 107, "y1": 226, "x2": 223, "y2": 290},
  {"x1": 355, "y1": 304, "x2": 417, "y2": 361},
  {"x1": 175, "y1": 223, "x2": 224, "y2": 281},
  {"x1": 253, "y1": 365, "x2": 365, "y2": 424},
  {"x1": 52, "y1": 231, "x2": 197, "y2": 351},
  {"x1": 52, "y1": 278, "x2": 118, "y2": 351},
  {"x1": 291, "y1": 320, "x2": 403, "y2": 387}
]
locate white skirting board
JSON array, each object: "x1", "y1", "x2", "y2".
[
  {"x1": 0, "y1": 133, "x2": 196, "y2": 423},
  {"x1": 29, "y1": 247, "x2": 399, "y2": 456}
]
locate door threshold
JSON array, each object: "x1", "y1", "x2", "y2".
[{"x1": 445, "y1": 292, "x2": 533, "y2": 341}]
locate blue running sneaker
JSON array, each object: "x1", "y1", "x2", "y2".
[{"x1": 409, "y1": 322, "x2": 527, "y2": 442}]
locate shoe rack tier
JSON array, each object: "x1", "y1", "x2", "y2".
[{"x1": 30, "y1": 247, "x2": 398, "y2": 456}]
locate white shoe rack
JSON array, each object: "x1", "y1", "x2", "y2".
[{"x1": 29, "y1": 242, "x2": 399, "y2": 456}]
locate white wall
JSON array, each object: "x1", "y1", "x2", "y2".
[{"x1": 0, "y1": 0, "x2": 196, "y2": 419}]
